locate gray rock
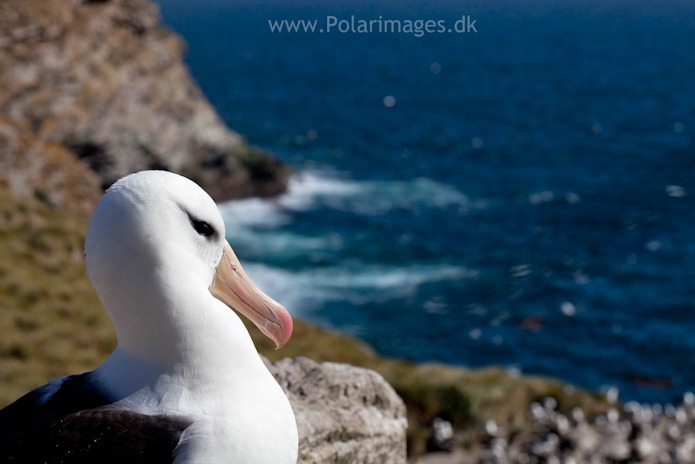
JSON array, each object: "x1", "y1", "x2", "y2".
[
  {"x1": 264, "y1": 356, "x2": 408, "y2": 464},
  {"x1": 0, "y1": 115, "x2": 102, "y2": 217},
  {"x1": 0, "y1": 0, "x2": 290, "y2": 202}
]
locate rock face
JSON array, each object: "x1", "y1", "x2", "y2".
[
  {"x1": 265, "y1": 356, "x2": 409, "y2": 464},
  {"x1": 0, "y1": 0, "x2": 290, "y2": 207},
  {"x1": 0, "y1": 115, "x2": 102, "y2": 217}
]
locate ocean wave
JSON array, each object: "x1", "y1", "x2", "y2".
[
  {"x1": 243, "y1": 262, "x2": 475, "y2": 314},
  {"x1": 225, "y1": 229, "x2": 344, "y2": 260},
  {"x1": 218, "y1": 170, "x2": 475, "y2": 313},
  {"x1": 218, "y1": 197, "x2": 291, "y2": 230},
  {"x1": 278, "y1": 171, "x2": 363, "y2": 211},
  {"x1": 280, "y1": 170, "x2": 473, "y2": 215},
  {"x1": 219, "y1": 170, "x2": 476, "y2": 229}
]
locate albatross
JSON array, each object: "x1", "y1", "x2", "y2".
[{"x1": 0, "y1": 171, "x2": 298, "y2": 463}]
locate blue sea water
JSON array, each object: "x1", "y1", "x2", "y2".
[{"x1": 155, "y1": 0, "x2": 695, "y2": 404}]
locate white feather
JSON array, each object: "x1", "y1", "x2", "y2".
[{"x1": 85, "y1": 171, "x2": 298, "y2": 463}]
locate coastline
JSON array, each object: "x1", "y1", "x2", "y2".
[
  {"x1": 2, "y1": 0, "x2": 689, "y2": 460},
  {"x1": 8, "y1": 179, "x2": 695, "y2": 463},
  {"x1": 0, "y1": 183, "x2": 612, "y2": 457}
]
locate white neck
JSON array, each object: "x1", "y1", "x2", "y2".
[
  {"x1": 92, "y1": 292, "x2": 298, "y2": 462},
  {"x1": 93, "y1": 270, "x2": 269, "y2": 402}
]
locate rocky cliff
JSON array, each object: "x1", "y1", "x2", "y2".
[{"x1": 0, "y1": 0, "x2": 290, "y2": 215}]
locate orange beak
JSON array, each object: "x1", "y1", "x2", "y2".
[{"x1": 209, "y1": 241, "x2": 293, "y2": 348}]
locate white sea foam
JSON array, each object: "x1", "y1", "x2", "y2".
[
  {"x1": 218, "y1": 170, "x2": 474, "y2": 312},
  {"x1": 218, "y1": 197, "x2": 290, "y2": 230},
  {"x1": 229, "y1": 230, "x2": 344, "y2": 260},
  {"x1": 219, "y1": 169, "x2": 474, "y2": 227},
  {"x1": 277, "y1": 170, "x2": 474, "y2": 215},
  {"x1": 243, "y1": 262, "x2": 475, "y2": 315},
  {"x1": 278, "y1": 171, "x2": 363, "y2": 211},
  {"x1": 219, "y1": 169, "x2": 476, "y2": 257}
]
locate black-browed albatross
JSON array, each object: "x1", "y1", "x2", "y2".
[{"x1": 0, "y1": 171, "x2": 298, "y2": 463}]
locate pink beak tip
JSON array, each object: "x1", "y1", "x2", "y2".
[{"x1": 276, "y1": 307, "x2": 293, "y2": 348}]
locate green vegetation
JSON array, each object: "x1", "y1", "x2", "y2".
[{"x1": 0, "y1": 187, "x2": 611, "y2": 455}]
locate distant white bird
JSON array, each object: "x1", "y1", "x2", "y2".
[{"x1": 0, "y1": 171, "x2": 298, "y2": 463}]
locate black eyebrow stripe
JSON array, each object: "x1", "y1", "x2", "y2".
[{"x1": 184, "y1": 210, "x2": 218, "y2": 239}]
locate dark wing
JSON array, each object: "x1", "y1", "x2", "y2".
[
  {"x1": 0, "y1": 372, "x2": 112, "y2": 444},
  {"x1": 1, "y1": 408, "x2": 192, "y2": 464},
  {"x1": 0, "y1": 373, "x2": 193, "y2": 464}
]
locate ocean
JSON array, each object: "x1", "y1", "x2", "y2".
[{"x1": 155, "y1": 0, "x2": 695, "y2": 404}]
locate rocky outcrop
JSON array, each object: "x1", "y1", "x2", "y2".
[
  {"x1": 0, "y1": 115, "x2": 102, "y2": 217},
  {"x1": 0, "y1": 0, "x2": 290, "y2": 207},
  {"x1": 265, "y1": 356, "x2": 409, "y2": 464}
]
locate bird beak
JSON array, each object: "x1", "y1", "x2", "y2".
[{"x1": 209, "y1": 241, "x2": 293, "y2": 348}]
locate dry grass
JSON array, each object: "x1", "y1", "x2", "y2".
[
  {"x1": 0, "y1": 187, "x2": 114, "y2": 406},
  {"x1": 0, "y1": 187, "x2": 611, "y2": 455}
]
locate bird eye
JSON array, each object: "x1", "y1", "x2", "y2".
[{"x1": 189, "y1": 215, "x2": 216, "y2": 238}]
